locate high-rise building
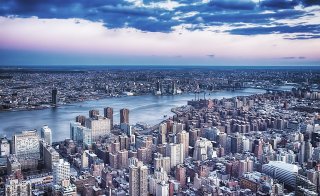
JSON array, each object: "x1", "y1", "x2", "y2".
[
  {"x1": 129, "y1": 160, "x2": 148, "y2": 196},
  {"x1": 299, "y1": 141, "x2": 306, "y2": 165},
  {"x1": 172, "y1": 122, "x2": 183, "y2": 134},
  {"x1": 138, "y1": 147, "x2": 148, "y2": 164},
  {"x1": 12, "y1": 130, "x2": 40, "y2": 169},
  {"x1": 119, "y1": 134, "x2": 130, "y2": 150},
  {"x1": 120, "y1": 108, "x2": 129, "y2": 124},
  {"x1": 104, "y1": 107, "x2": 113, "y2": 128},
  {"x1": 230, "y1": 134, "x2": 242, "y2": 154},
  {"x1": 149, "y1": 168, "x2": 169, "y2": 195},
  {"x1": 70, "y1": 122, "x2": 92, "y2": 145},
  {"x1": 70, "y1": 122, "x2": 81, "y2": 141},
  {"x1": 89, "y1": 109, "x2": 99, "y2": 118},
  {"x1": 7, "y1": 154, "x2": 21, "y2": 175},
  {"x1": 239, "y1": 160, "x2": 248, "y2": 177},
  {"x1": 117, "y1": 150, "x2": 129, "y2": 169},
  {"x1": 53, "y1": 159, "x2": 70, "y2": 185},
  {"x1": 171, "y1": 81, "x2": 177, "y2": 95},
  {"x1": 158, "y1": 123, "x2": 167, "y2": 144},
  {"x1": 175, "y1": 164, "x2": 186, "y2": 186},
  {"x1": 43, "y1": 143, "x2": 60, "y2": 171},
  {"x1": 217, "y1": 132, "x2": 227, "y2": 149},
  {"x1": 154, "y1": 155, "x2": 171, "y2": 174},
  {"x1": 177, "y1": 130, "x2": 189, "y2": 159},
  {"x1": 111, "y1": 140, "x2": 120, "y2": 154},
  {"x1": 41, "y1": 125, "x2": 52, "y2": 145},
  {"x1": 75, "y1": 115, "x2": 86, "y2": 126},
  {"x1": 156, "y1": 181, "x2": 169, "y2": 196},
  {"x1": 85, "y1": 117, "x2": 110, "y2": 140},
  {"x1": 166, "y1": 143, "x2": 184, "y2": 168},
  {"x1": 5, "y1": 179, "x2": 32, "y2": 196},
  {"x1": 52, "y1": 88, "x2": 57, "y2": 105},
  {"x1": 0, "y1": 137, "x2": 10, "y2": 156},
  {"x1": 304, "y1": 140, "x2": 313, "y2": 162},
  {"x1": 189, "y1": 128, "x2": 200, "y2": 147},
  {"x1": 193, "y1": 138, "x2": 215, "y2": 161}
]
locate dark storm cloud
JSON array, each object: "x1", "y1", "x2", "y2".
[
  {"x1": 229, "y1": 24, "x2": 320, "y2": 35},
  {"x1": 208, "y1": 0, "x2": 257, "y2": 10},
  {"x1": 260, "y1": 0, "x2": 299, "y2": 9},
  {"x1": 0, "y1": 0, "x2": 319, "y2": 38}
]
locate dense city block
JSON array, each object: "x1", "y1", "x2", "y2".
[{"x1": 0, "y1": 67, "x2": 320, "y2": 195}]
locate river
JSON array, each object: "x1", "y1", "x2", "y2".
[{"x1": 0, "y1": 88, "x2": 266, "y2": 141}]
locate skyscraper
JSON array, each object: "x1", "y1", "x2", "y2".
[
  {"x1": 177, "y1": 130, "x2": 189, "y2": 159},
  {"x1": 41, "y1": 125, "x2": 52, "y2": 145},
  {"x1": 52, "y1": 88, "x2": 57, "y2": 105},
  {"x1": 120, "y1": 108, "x2": 129, "y2": 124},
  {"x1": 129, "y1": 160, "x2": 148, "y2": 196},
  {"x1": 304, "y1": 140, "x2": 313, "y2": 162},
  {"x1": 104, "y1": 107, "x2": 113, "y2": 128}
]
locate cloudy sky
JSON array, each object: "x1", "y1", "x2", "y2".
[{"x1": 0, "y1": 0, "x2": 319, "y2": 66}]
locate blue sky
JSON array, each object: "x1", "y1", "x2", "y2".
[{"x1": 0, "y1": 0, "x2": 319, "y2": 66}]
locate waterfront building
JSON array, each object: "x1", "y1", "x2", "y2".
[
  {"x1": 12, "y1": 130, "x2": 40, "y2": 169},
  {"x1": 104, "y1": 107, "x2": 113, "y2": 128},
  {"x1": 52, "y1": 88, "x2": 57, "y2": 105},
  {"x1": 89, "y1": 109, "x2": 99, "y2": 118},
  {"x1": 70, "y1": 122, "x2": 92, "y2": 145},
  {"x1": 85, "y1": 116, "x2": 110, "y2": 140},
  {"x1": 12, "y1": 130, "x2": 40, "y2": 158},
  {"x1": 75, "y1": 115, "x2": 86, "y2": 126},
  {"x1": 0, "y1": 137, "x2": 10, "y2": 156},
  {"x1": 41, "y1": 125, "x2": 52, "y2": 145},
  {"x1": 120, "y1": 108, "x2": 129, "y2": 124}
]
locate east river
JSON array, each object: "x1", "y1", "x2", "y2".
[{"x1": 0, "y1": 88, "x2": 266, "y2": 141}]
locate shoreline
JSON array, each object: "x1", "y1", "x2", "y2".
[{"x1": 0, "y1": 90, "x2": 216, "y2": 113}]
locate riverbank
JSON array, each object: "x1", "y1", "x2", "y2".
[{"x1": 0, "y1": 88, "x2": 266, "y2": 141}]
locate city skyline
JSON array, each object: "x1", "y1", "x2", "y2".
[{"x1": 0, "y1": 0, "x2": 320, "y2": 66}]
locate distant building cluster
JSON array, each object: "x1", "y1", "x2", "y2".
[{"x1": 1, "y1": 67, "x2": 319, "y2": 111}]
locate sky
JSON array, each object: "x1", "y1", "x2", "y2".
[{"x1": 0, "y1": 0, "x2": 320, "y2": 66}]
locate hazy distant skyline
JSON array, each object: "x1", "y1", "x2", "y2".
[{"x1": 0, "y1": 0, "x2": 320, "y2": 66}]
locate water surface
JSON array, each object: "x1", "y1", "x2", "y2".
[{"x1": 0, "y1": 88, "x2": 265, "y2": 141}]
